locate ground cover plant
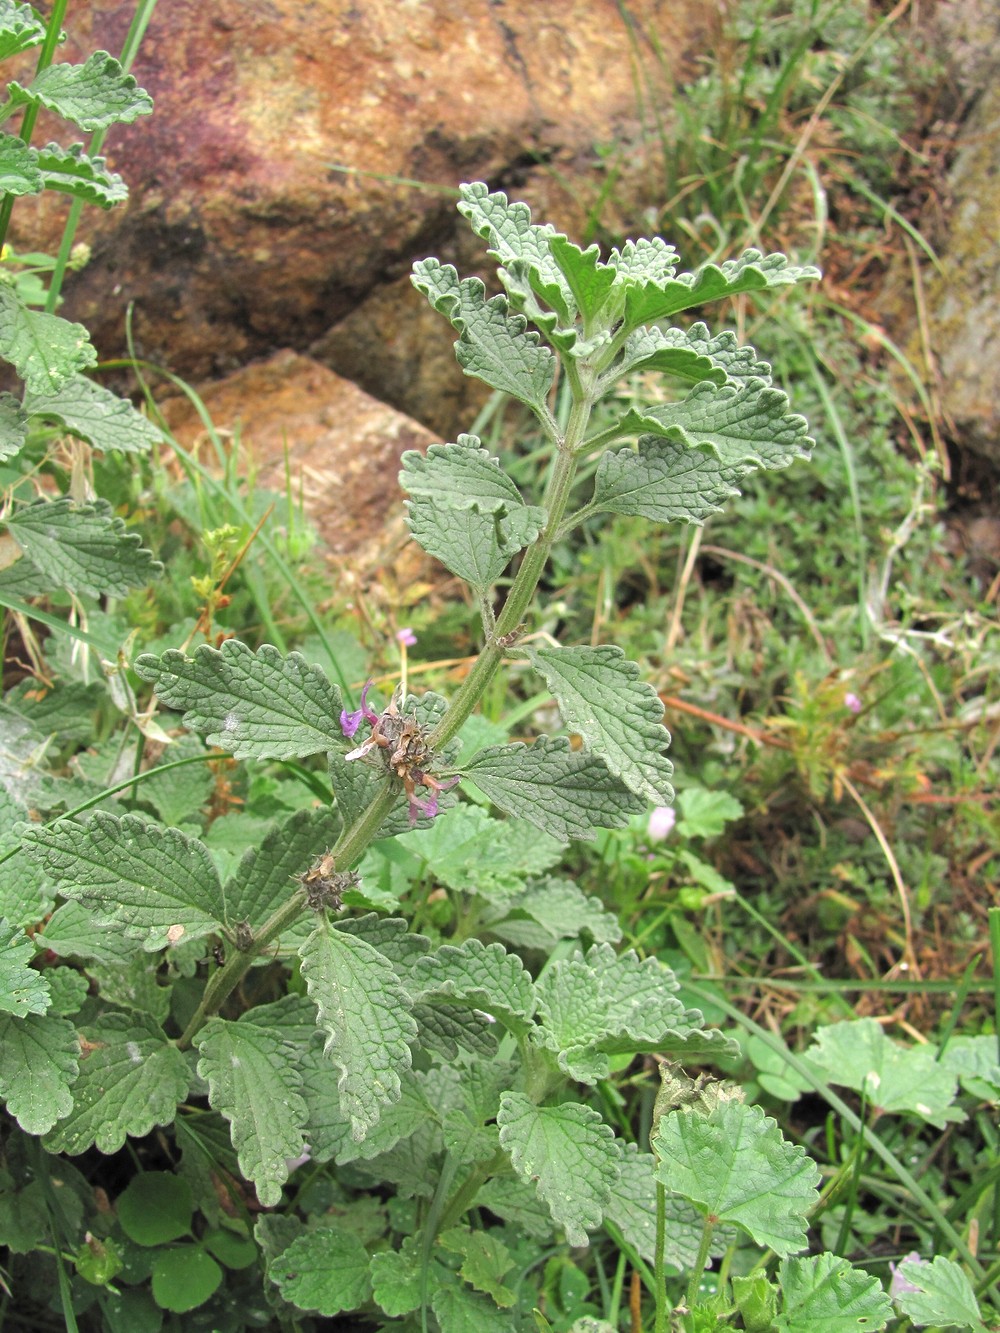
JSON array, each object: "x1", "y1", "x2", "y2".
[{"x1": 1, "y1": 1, "x2": 999, "y2": 1330}]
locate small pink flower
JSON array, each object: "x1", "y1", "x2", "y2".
[
  {"x1": 647, "y1": 806, "x2": 676, "y2": 840},
  {"x1": 396, "y1": 627, "x2": 417, "y2": 647},
  {"x1": 340, "y1": 680, "x2": 378, "y2": 739},
  {"x1": 889, "y1": 1253, "x2": 924, "y2": 1298},
  {"x1": 844, "y1": 692, "x2": 862, "y2": 714}
]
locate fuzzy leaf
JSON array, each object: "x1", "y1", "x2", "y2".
[
  {"x1": 438, "y1": 1226, "x2": 516, "y2": 1306},
  {"x1": 610, "y1": 323, "x2": 735, "y2": 387},
  {"x1": 271, "y1": 1226, "x2": 371, "y2": 1315},
  {"x1": 0, "y1": 390, "x2": 28, "y2": 460},
  {"x1": 776, "y1": 1253, "x2": 893, "y2": 1331},
  {"x1": 592, "y1": 437, "x2": 743, "y2": 525},
  {"x1": 895, "y1": 1256, "x2": 983, "y2": 1329},
  {"x1": 3, "y1": 497, "x2": 161, "y2": 597},
  {"x1": 223, "y1": 806, "x2": 341, "y2": 928},
  {"x1": 620, "y1": 248, "x2": 820, "y2": 328},
  {"x1": 608, "y1": 236, "x2": 681, "y2": 286},
  {"x1": 0, "y1": 1, "x2": 49, "y2": 60},
  {"x1": 21, "y1": 812, "x2": 226, "y2": 950},
  {"x1": 535, "y1": 944, "x2": 736, "y2": 1082},
  {"x1": 654, "y1": 1099, "x2": 820, "y2": 1256},
  {"x1": 526, "y1": 643, "x2": 674, "y2": 806},
  {"x1": 411, "y1": 258, "x2": 555, "y2": 414},
  {"x1": 619, "y1": 378, "x2": 813, "y2": 474},
  {"x1": 0, "y1": 130, "x2": 41, "y2": 195},
  {"x1": 807, "y1": 1019, "x2": 958, "y2": 1125},
  {"x1": 195, "y1": 1016, "x2": 308, "y2": 1207},
  {"x1": 0, "y1": 836, "x2": 52, "y2": 930},
  {"x1": 605, "y1": 1143, "x2": 727, "y2": 1270},
  {"x1": 406, "y1": 490, "x2": 544, "y2": 590},
  {"x1": 0, "y1": 285, "x2": 96, "y2": 393},
  {"x1": 497, "y1": 1092, "x2": 621, "y2": 1245},
  {"x1": 457, "y1": 181, "x2": 572, "y2": 320},
  {"x1": 135, "y1": 640, "x2": 345, "y2": 760},
  {"x1": 0, "y1": 919, "x2": 48, "y2": 1016},
  {"x1": 370, "y1": 1237, "x2": 424, "y2": 1316},
  {"x1": 489, "y1": 875, "x2": 622, "y2": 950},
  {"x1": 25, "y1": 373, "x2": 164, "y2": 452},
  {"x1": 0, "y1": 1010, "x2": 79, "y2": 1134},
  {"x1": 43, "y1": 1012, "x2": 189, "y2": 1154},
  {"x1": 7, "y1": 50, "x2": 153, "y2": 131},
  {"x1": 34, "y1": 142, "x2": 128, "y2": 207},
  {"x1": 548, "y1": 233, "x2": 618, "y2": 324},
  {"x1": 38, "y1": 899, "x2": 145, "y2": 964},
  {"x1": 414, "y1": 937, "x2": 536, "y2": 1035},
  {"x1": 400, "y1": 433, "x2": 528, "y2": 515},
  {"x1": 298, "y1": 916, "x2": 417, "y2": 1141},
  {"x1": 461, "y1": 735, "x2": 646, "y2": 841}
]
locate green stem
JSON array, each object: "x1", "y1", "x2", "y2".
[
  {"x1": 654, "y1": 1180, "x2": 669, "y2": 1333},
  {"x1": 0, "y1": 0, "x2": 71, "y2": 251},
  {"x1": 685, "y1": 1215, "x2": 717, "y2": 1312},
  {"x1": 436, "y1": 1150, "x2": 508, "y2": 1234}
]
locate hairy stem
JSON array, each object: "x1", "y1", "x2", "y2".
[
  {"x1": 654, "y1": 1180, "x2": 668, "y2": 1333},
  {"x1": 685, "y1": 1214, "x2": 717, "y2": 1313}
]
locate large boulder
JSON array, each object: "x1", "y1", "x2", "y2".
[{"x1": 11, "y1": 0, "x2": 706, "y2": 406}]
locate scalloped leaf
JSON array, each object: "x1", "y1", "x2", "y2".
[
  {"x1": 135, "y1": 640, "x2": 345, "y2": 760},
  {"x1": 526, "y1": 643, "x2": 674, "y2": 806},
  {"x1": 894, "y1": 1255, "x2": 983, "y2": 1329},
  {"x1": 807, "y1": 1018, "x2": 958, "y2": 1126},
  {"x1": 3, "y1": 497, "x2": 161, "y2": 597},
  {"x1": 223, "y1": 806, "x2": 341, "y2": 928},
  {"x1": 406, "y1": 490, "x2": 544, "y2": 591},
  {"x1": 489, "y1": 874, "x2": 622, "y2": 950},
  {"x1": 299, "y1": 916, "x2": 417, "y2": 1141},
  {"x1": 621, "y1": 247, "x2": 821, "y2": 328},
  {"x1": 591, "y1": 437, "x2": 743, "y2": 525},
  {"x1": 497, "y1": 1092, "x2": 621, "y2": 1245},
  {"x1": 42, "y1": 1012, "x2": 190, "y2": 1154},
  {"x1": 0, "y1": 390, "x2": 28, "y2": 460},
  {"x1": 400, "y1": 433, "x2": 527, "y2": 514},
  {"x1": 0, "y1": 918, "x2": 48, "y2": 1016},
  {"x1": 0, "y1": 1, "x2": 49, "y2": 61},
  {"x1": 414, "y1": 937, "x2": 536, "y2": 1036},
  {"x1": 411, "y1": 258, "x2": 555, "y2": 414},
  {"x1": 0, "y1": 1010, "x2": 79, "y2": 1134},
  {"x1": 7, "y1": 50, "x2": 153, "y2": 132},
  {"x1": 776, "y1": 1252, "x2": 893, "y2": 1331},
  {"x1": 461, "y1": 735, "x2": 646, "y2": 842},
  {"x1": 0, "y1": 285, "x2": 96, "y2": 393},
  {"x1": 25, "y1": 373, "x2": 165, "y2": 452},
  {"x1": 0, "y1": 130, "x2": 41, "y2": 196},
  {"x1": 34, "y1": 141, "x2": 128, "y2": 207},
  {"x1": 457, "y1": 180, "x2": 572, "y2": 320},
  {"x1": 653, "y1": 1099, "x2": 820, "y2": 1256},
  {"x1": 608, "y1": 324, "x2": 734, "y2": 388},
  {"x1": 194, "y1": 1016, "x2": 309, "y2": 1207},
  {"x1": 271, "y1": 1227, "x2": 372, "y2": 1316},
  {"x1": 21, "y1": 812, "x2": 226, "y2": 950},
  {"x1": 605, "y1": 1143, "x2": 729, "y2": 1270}
]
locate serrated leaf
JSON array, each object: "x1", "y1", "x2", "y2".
[
  {"x1": 38, "y1": 898, "x2": 145, "y2": 964},
  {"x1": 776, "y1": 1252, "x2": 893, "y2": 1331},
  {"x1": 0, "y1": 284, "x2": 96, "y2": 393},
  {"x1": 400, "y1": 433, "x2": 528, "y2": 515},
  {"x1": 370, "y1": 1236, "x2": 425, "y2": 1316},
  {"x1": 490, "y1": 875, "x2": 622, "y2": 950},
  {"x1": 609, "y1": 324, "x2": 733, "y2": 387},
  {"x1": 411, "y1": 258, "x2": 555, "y2": 414},
  {"x1": 592, "y1": 437, "x2": 743, "y2": 525},
  {"x1": 438, "y1": 1226, "x2": 516, "y2": 1306},
  {"x1": 415, "y1": 1004, "x2": 500, "y2": 1061},
  {"x1": 457, "y1": 181, "x2": 573, "y2": 321},
  {"x1": 271, "y1": 1226, "x2": 371, "y2": 1315},
  {"x1": 0, "y1": 1, "x2": 48, "y2": 60},
  {"x1": 807, "y1": 1019, "x2": 958, "y2": 1125},
  {"x1": 895, "y1": 1256, "x2": 983, "y2": 1329},
  {"x1": 617, "y1": 378, "x2": 813, "y2": 475},
  {"x1": 25, "y1": 373, "x2": 164, "y2": 452},
  {"x1": 0, "y1": 1010, "x2": 78, "y2": 1133},
  {"x1": 43, "y1": 1012, "x2": 189, "y2": 1154},
  {"x1": 406, "y1": 490, "x2": 544, "y2": 590},
  {"x1": 3, "y1": 497, "x2": 161, "y2": 597},
  {"x1": 0, "y1": 130, "x2": 41, "y2": 196},
  {"x1": 7, "y1": 50, "x2": 153, "y2": 132},
  {"x1": 21, "y1": 812, "x2": 226, "y2": 950},
  {"x1": 548, "y1": 233, "x2": 618, "y2": 324},
  {"x1": 474, "y1": 1175, "x2": 555, "y2": 1241},
  {"x1": 620, "y1": 248, "x2": 820, "y2": 328},
  {"x1": 608, "y1": 236, "x2": 681, "y2": 286},
  {"x1": 0, "y1": 838, "x2": 52, "y2": 930},
  {"x1": 223, "y1": 806, "x2": 341, "y2": 928},
  {"x1": 461, "y1": 735, "x2": 645, "y2": 841},
  {"x1": 194, "y1": 1016, "x2": 308, "y2": 1207},
  {"x1": 414, "y1": 937, "x2": 536, "y2": 1035},
  {"x1": 298, "y1": 915, "x2": 416, "y2": 1141},
  {"x1": 526, "y1": 644, "x2": 674, "y2": 806},
  {"x1": 42, "y1": 966, "x2": 88, "y2": 1016},
  {"x1": 335, "y1": 913, "x2": 432, "y2": 992},
  {"x1": 604, "y1": 1143, "x2": 727, "y2": 1270},
  {"x1": 135, "y1": 640, "x2": 345, "y2": 760},
  {"x1": 497, "y1": 1092, "x2": 621, "y2": 1245},
  {"x1": 0, "y1": 389, "x2": 28, "y2": 460},
  {"x1": 34, "y1": 141, "x2": 128, "y2": 207},
  {"x1": 0, "y1": 918, "x2": 48, "y2": 1015},
  {"x1": 653, "y1": 1099, "x2": 820, "y2": 1256}
]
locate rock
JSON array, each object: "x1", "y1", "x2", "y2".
[
  {"x1": 10, "y1": 0, "x2": 707, "y2": 396},
  {"x1": 158, "y1": 350, "x2": 439, "y2": 572}
]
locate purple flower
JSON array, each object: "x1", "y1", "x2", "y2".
[
  {"x1": 844, "y1": 692, "x2": 863, "y2": 714},
  {"x1": 647, "y1": 806, "x2": 676, "y2": 840},
  {"x1": 396, "y1": 627, "x2": 417, "y2": 647},
  {"x1": 340, "y1": 679, "x2": 378, "y2": 739},
  {"x1": 889, "y1": 1253, "x2": 924, "y2": 1299}
]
